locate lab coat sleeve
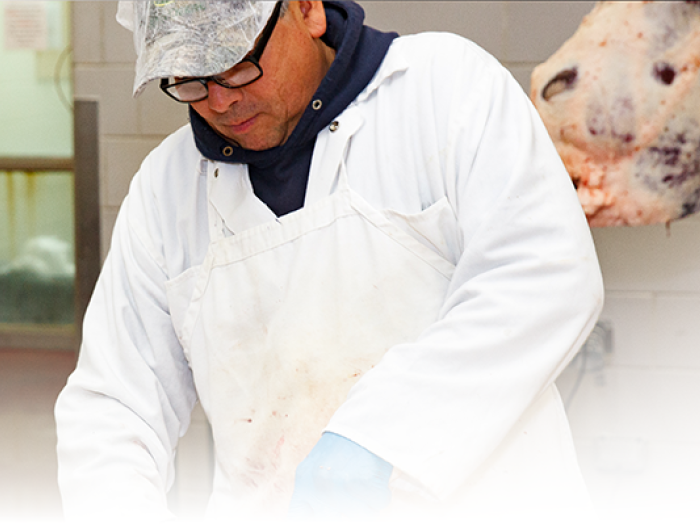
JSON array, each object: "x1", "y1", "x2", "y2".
[
  {"x1": 325, "y1": 39, "x2": 604, "y2": 500},
  {"x1": 54, "y1": 158, "x2": 197, "y2": 522}
]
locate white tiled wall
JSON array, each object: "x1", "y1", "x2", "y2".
[
  {"x1": 71, "y1": 2, "x2": 700, "y2": 523},
  {"x1": 71, "y1": 1, "x2": 189, "y2": 257}
]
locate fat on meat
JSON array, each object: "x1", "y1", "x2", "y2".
[{"x1": 531, "y1": 1, "x2": 700, "y2": 227}]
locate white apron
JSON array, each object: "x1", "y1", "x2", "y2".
[{"x1": 165, "y1": 113, "x2": 594, "y2": 523}]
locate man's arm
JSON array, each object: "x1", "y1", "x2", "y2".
[
  {"x1": 322, "y1": 40, "x2": 603, "y2": 500},
  {"x1": 55, "y1": 158, "x2": 197, "y2": 522}
]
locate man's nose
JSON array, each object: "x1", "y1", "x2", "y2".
[{"x1": 206, "y1": 81, "x2": 243, "y2": 112}]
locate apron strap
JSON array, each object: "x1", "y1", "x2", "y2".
[
  {"x1": 305, "y1": 107, "x2": 364, "y2": 207},
  {"x1": 206, "y1": 162, "x2": 228, "y2": 243},
  {"x1": 205, "y1": 106, "x2": 363, "y2": 240},
  {"x1": 206, "y1": 160, "x2": 278, "y2": 239}
]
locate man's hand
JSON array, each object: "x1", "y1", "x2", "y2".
[{"x1": 287, "y1": 432, "x2": 393, "y2": 522}]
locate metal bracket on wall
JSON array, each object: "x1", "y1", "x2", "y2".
[{"x1": 564, "y1": 319, "x2": 614, "y2": 409}]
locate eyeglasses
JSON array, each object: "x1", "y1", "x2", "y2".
[{"x1": 160, "y1": 1, "x2": 282, "y2": 103}]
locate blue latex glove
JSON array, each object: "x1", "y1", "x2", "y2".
[{"x1": 287, "y1": 432, "x2": 393, "y2": 522}]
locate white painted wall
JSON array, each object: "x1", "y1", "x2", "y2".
[
  {"x1": 0, "y1": 2, "x2": 73, "y2": 157},
  {"x1": 0, "y1": 2, "x2": 74, "y2": 263},
  {"x1": 71, "y1": 2, "x2": 700, "y2": 522}
]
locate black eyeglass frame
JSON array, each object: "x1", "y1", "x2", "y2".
[{"x1": 160, "y1": 1, "x2": 283, "y2": 103}]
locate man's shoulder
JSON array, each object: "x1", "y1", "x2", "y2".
[
  {"x1": 388, "y1": 31, "x2": 498, "y2": 69},
  {"x1": 364, "y1": 31, "x2": 505, "y2": 103},
  {"x1": 137, "y1": 125, "x2": 201, "y2": 180},
  {"x1": 148, "y1": 124, "x2": 198, "y2": 165},
  {"x1": 129, "y1": 124, "x2": 202, "y2": 203}
]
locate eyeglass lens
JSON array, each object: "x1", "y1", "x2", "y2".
[{"x1": 168, "y1": 62, "x2": 261, "y2": 102}]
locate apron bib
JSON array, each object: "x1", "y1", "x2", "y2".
[{"x1": 165, "y1": 119, "x2": 593, "y2": 523}]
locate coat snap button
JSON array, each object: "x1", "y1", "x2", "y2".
[
  {"x1": 312, "y1": 99, "x2": 323, "y2": 110},
  {"x1": 329, "y1": 121, "x2": 339, "y2": 132},
  {"x1": 222, "y1": 146, "x2": 234, "y2": 156}
]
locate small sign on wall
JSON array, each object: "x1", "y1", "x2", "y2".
[{"x1": 4, "y1": 1, "x2": 48, "y2": 51}]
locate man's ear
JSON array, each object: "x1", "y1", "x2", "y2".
[{"x1": 297, "y1": 1, "x2": 327, "y2": 39}]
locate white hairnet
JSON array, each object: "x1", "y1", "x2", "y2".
[{"x1": 116, "y1": 1, "x2": 277, "y2": 97}]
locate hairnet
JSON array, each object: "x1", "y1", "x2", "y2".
[{"x1": 116, "y1": 1, "x2": 277, "y2": 97}]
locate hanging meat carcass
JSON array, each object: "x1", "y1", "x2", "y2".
[{"x1": 531, "y1": 1, "x2": 700, "y2": 227}]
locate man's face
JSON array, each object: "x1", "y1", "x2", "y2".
[{"x1": 190, "y1": 2, "x2": 333, "y2": 151}]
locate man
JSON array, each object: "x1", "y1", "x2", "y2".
[{"x1": 55, "y1": 1, "x2": 604, "y2": 523}]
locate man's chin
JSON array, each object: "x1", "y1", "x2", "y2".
[{"x1": 222, "y1": 132, "x2": 289, "y2": 152}]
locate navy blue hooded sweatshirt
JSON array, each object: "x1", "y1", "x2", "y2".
[{"x1": 189, "y1": 1, "x2": 398, "y2": 216}]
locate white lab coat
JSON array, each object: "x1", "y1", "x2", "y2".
[{"x1": 55, "y1": 33, "x2": 604, "y2": 524}]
